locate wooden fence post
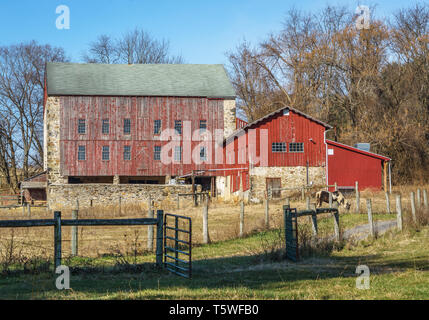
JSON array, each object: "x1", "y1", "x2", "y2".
[
  {"x1": 155, "y1": 210, "x2": 164, "y2": 267},
  {"x1": 306, "y1": 196, "x2": 310, "y2": 210},
  {"x1": 264, "y1": 198, "x2": 269, "y2": 229},
  {"x1": 410, "y1": 192, "x2": 417, "y2": 224},
  {"x1": 329, "y1": 192, "x2": 333, "y2": 208},
  {"x1": 27, "y1": 203, "x2": 31, "y2": 218},
  {"x1": 417, "y1": 189, "x2": 421, "y2": 208},
  {"x1": 240, "y1": 201, "x2": 244, "y2": 237},
  {"x1": 176, "y1": 194, "x2": 180, "y2": 210},
  {"x1": 54, "y1": 211, "x2": 62, "y2": 270},
  {"x1": 366, "y1": 199, "x2": 375, "y2": 238},
  {"x1": 385, "y1": 192, "x2": 391, "y2": 214},
  {"x1": 301, "y1": 186, "x2": 305, "y2": 201},
  {"x1": 148, "y1": 196, "x2": 154, "y2": 251},
  {"x1": 424, "y1": 189, "x2": 428, "y2": 209},
  {"x1": 311, "y1": 212, "x2": 318, "y2": 240},
  {"x1": 333, "y1": 211, "x2": 340, "y2": 241},
  {"x1": 285, "y1": 197, "x2": 290, "y2": 207},
  {"x1": 396, "y1": 194, "x2": 403, "y2": 232},
  {"x1": 71, "y1": 208, "x2": 79, "y2": 256},
  {"x1": 203, "y1": 197, "x2": 210, "y2": 244},
  {"x1": 335, "y1": 182, "x2": 338, "y2": 192},
  {"x1": 118, "y1": 196, "x2": 122, "y2": 216},
  {"x1": 355, "y1": 181, "x2": 360, "y2": 214}
]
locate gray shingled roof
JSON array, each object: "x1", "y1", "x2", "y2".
[{"x1": 46, "y1": 63, "x2": 236, "y2": 98}]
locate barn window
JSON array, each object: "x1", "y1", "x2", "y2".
[
  {"x1": 174, "y1": 146, "x2": 182, "y2": 162},
  {"x1": 200, "y1": 147, "x2": 207, "y2": 161},
  {"x1": 78, "y1": 146, "x2": 86, "y2": 161},
  {"x1": 174, "y1": 120, "x2": 182, "y2": 135},
  {"x1": 199, "y1": 120, "x2": 207, "y2": 133},
  {"x1": 124, "y1": 119, "x2": 131, "y2": 135},
  {"x1": 102, "y1": 146, "x2": 110, "y2": 161},
  {"x1": 289, "y1": 142, "x2": 304, "y2": 153},
  {"x1": 283, "y1": 108, "x2": 290, "y2": 116},
  {"x1": 272, "y1": 142, "x2": 287, "y2": 153},
  {"x1": 78, "y1": 119, "x2": 86, "y2": 134},
  {"x1": 123, "y1": 146, "x2": 131, "y2": 160},
  {"x1": 154, "y1": 146, "x2": 161, "y2": 161},
  {"x1": 154, "y1": 120, "x2": 162, "y2": 135},
  {"x1": 102, "y1": 119, "x2": 109, "y2": 134}
]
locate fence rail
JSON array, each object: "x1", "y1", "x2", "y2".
[
  {"x1": 0, "y1": 195, "x2": 23, "y2": 205},
  {"x1": 268, "y1": 183, "x2": 339, "y2": 200},
  {"x1": 0, "y1": 211, "x2": 165, "y2": 270}
]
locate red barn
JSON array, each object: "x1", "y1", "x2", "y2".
[
  {"x1": 218, "y1": 106, "x2": 332, "y2": 200},
  {"x1": 219, "y1": 106, "x2": 392, "y2": 201},
  {"x1": 326, "y1": 140, "x2": 391, "y2": 191},
  {"x1": 43, "y1": 63, "x2": 237, "y2": 207}
]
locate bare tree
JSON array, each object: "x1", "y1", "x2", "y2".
[
  {"x1": 227, "y1": 41, "x2": 280, "y2": 121},
  {"x1": 83, "y1": 35, "x2": 117, "y2": 64},
  {"x1": 0, "y1": 41, "x2": 67, "y2": 191},
  {"x1": 227, "y1": 3, "x2": 429, "y2": 183},
  {"x1": 83, "y1": 28, "x2": 184, "y2": 64}
]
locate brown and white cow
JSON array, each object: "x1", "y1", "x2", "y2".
[{"x1": 316, "y1": 190, "x2": 351, "y2": 210}]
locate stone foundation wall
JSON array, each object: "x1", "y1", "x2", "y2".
[
  {"x1": 249, "y1": 166, "x2": 326, "y2": 201},
  {"x1": 48, "y1": 184, "x2": 193, "y2": 210}
]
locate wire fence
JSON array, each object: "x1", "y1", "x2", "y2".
[{"x1": 0, "y1": 187, "x2": 427, "y2": 273}]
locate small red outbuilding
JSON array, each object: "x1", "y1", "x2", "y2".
[{"x1": 326, "y1": 140, "x2": 391, "y2": 191}]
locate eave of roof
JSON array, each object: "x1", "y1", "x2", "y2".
[
  {"x1": 225, "y1": 106, "x2": 332, "y2": 144},
  {"x1": 326, "y1": 140, "x2": 391, "y2": 161}
]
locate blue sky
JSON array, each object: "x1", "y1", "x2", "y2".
[{"x1": 0, "y1": 0, "x2": 424, "y2": 64}]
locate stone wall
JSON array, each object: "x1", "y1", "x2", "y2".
[
  {"x1": 223, "y1": 99, "x2": 236, "y2": 138},
  {"x1": 249, "y1": 166, "x2": 326, "y2": 201},
  {"x1": 45, "y1": 96, "x2": 66, "y2": 184},
  {"x1": 48, "y1": 183, "x2": 193, "y2": 210}
]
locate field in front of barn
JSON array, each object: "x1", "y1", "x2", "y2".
[{"x1": 0, "y1": 185, "x2": 428, "y2": 299}]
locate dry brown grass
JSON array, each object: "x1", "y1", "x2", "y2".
[{"x1": 0, "y1": 185, "x2": 427, "y2": 268}]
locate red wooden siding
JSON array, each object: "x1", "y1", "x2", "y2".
[
  {"x1": 225, "y1": 109, "x2": 327, "y2": 169},
  {"x1": 327, "y1": 140, "x2": 390, "y2": 190},
  {"x1": 229, "y1": 171, "x2": 249, "y2": 193},
  {"x1": 59, "y1": 96, "x2": 225, "y2": 177},
  {"x1": 236, "y1": 118, "x2": 248, "y2": 129}
]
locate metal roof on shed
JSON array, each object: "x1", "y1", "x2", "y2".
[
  {"x1": 327, "y1": 140, "x2": 391, "y2": 161},
  {"x1": 46, "y1": 63, "x2": 236, "y2": 98}
]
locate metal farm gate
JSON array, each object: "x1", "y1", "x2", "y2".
[
  {"x1": 163, "y1": 213, "x2": 192, "y2": 279},
  {"x1": 284, "y1": 206, "x2": 299, "y2": 262},
  {"x1": 283, "y1": 205, "x2": 341, "y2": 262}
]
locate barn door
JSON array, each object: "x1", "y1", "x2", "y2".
[{"x1": 266, "y1": 178, "x2": 281, "y2": 198}]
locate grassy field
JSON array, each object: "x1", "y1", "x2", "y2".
[
  {"x1": 0, "y1": 186, "x2": 427, "y2": 299},
  {"x1": 0, "y1": 224, "x2": 428, "y2": 299},
  {"x1": 0, "y1": 186, "x2": 405, "y2": 260}
]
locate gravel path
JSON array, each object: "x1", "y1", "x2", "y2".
[{"x1": 342, "y1": 219, "x2": 397, "y2": 241}]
